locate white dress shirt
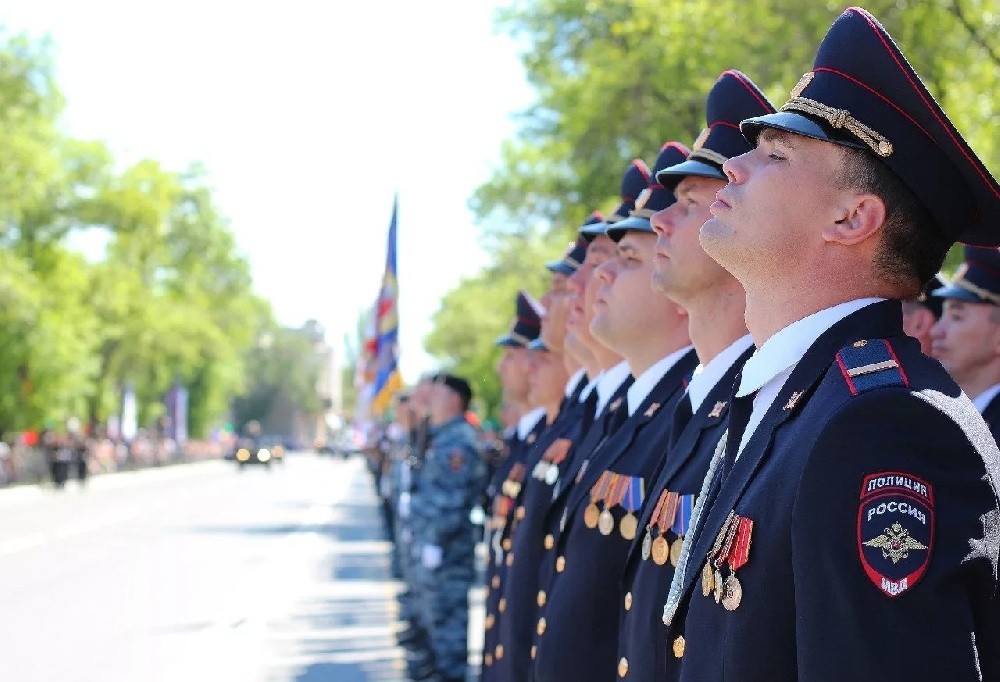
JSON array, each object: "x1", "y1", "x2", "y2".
[
  {"x1": 595, "y1": 360, "x2": 632, "y2": 416},
  {"x1": 517, "y1": 406, "x2": 547, "y2": 440},
  {"x1": 973, "y1": 383, "x2": 1000, "y2": 414},
  {"x1": 735, "y1": 298, "x2": 885, "y2": 456},
  {"x1": 565, "y1": 368, "x2": 587, "y2": 397},
  {"x1": 686, "y1": 335, "x2": 754, "y2": 414},
  {"x1": 627, "y1": 346, "x2": 694, "y2": 416}
]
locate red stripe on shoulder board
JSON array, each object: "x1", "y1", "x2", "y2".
[{"x1": 835, "y1": 351, "x2": 858, "y2": 396}]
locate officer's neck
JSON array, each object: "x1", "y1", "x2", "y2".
[
  {"x1": 685, "y1": 277, "x2": 748, "y2": 366},
  {"x1": 955, "y1": 363, "x2": 1000, "y2": 403}
]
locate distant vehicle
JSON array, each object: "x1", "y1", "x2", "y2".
[{"x1": 229, "y1": 435, "x2": 284, "y2": 468}]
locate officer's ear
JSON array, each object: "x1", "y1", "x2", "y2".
[{"x1": 822, "y1": 191, "x2": 887, "y2": 247}]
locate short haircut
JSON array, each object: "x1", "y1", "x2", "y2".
[{"x1": 837, "y1": 146, "x2": 950, "y2": 297}]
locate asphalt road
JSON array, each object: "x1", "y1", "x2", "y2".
[{"x1": 0, "y1": 453, "x2": 409, "y2": 682}]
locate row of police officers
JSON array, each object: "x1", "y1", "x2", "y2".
[
  {"x1": 473, "y1": 7, "x2": 1000, "y2": 682},
  {"x1": 377, "y1": 7, "x2": 1000, "y2": 682}
]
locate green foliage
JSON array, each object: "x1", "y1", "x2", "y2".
[
  {"x1": 476, "y1": 0, "x2": 998, "y2": 231},
  {"x1": 426, "y1": 231, "x2": 567, "y2": 417},
  {"x1": 0, "y1": 28, "x2": 274, "y2": 437}
]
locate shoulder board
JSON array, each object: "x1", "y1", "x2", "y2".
[{"x1": 835, "y1": 338, "x2": 910, "y2": 397}]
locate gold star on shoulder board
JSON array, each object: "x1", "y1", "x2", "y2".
[
  {"x1": 708, "y1": 401, "x2": 727, "y2": 418},
  {"x1": 783, "y1": 391, "x2": 803, "y2": 411},
  {"x1": 645, "y1": 403, "x2": 660, "y2": 417}
]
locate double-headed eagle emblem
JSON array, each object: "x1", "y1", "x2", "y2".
[{"x1": 863, "y1": 522, "x2": 928, "y2": 564}]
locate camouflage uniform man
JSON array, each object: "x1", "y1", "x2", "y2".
[
  {"x1": 413, "y1": 373, "x2": 486, "y2": 682},
  {"x1": 398, "y1": 376, "x2": 437, "y2": 680}
]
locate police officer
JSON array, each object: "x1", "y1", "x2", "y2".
[
  {"x1": 482, "y1": 291, "x2": 547, "y2": 679},
  {"x1": 412, "y1": 373, "x2": 485, "y2": 682},
  {"x1": 662, "y1": 8, "x2": 1000, "y2": 679},
  {"x1": 491, "y1": 186, "x2": 641, "y2": 682},
  {"x1": 617, "y1": 70, "x2": 771, "y2": 680},
  {"x1": 931, "y1": 247, "x2": 1000, "y2": 441},
  {"x1": 531, "y1": 143, "x2": 698, "y2": 682}
]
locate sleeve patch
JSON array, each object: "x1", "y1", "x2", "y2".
[
  {"x1": 857, "y1": 471, "x2": 934, "y2": 597},
  {"x1": 449, "y1": 450, "x2": 466, "y2": 471}
]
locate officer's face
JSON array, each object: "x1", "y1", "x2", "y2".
[
  {"x1": 497, "y1": 347, "x2": 530, "y2": 402},
  {"x1": 591, "y1": 232, "x2": 685, "y2": 354},
  {"x1": 701, "y1": 129, "x2": 843, "y2": 285},
  {"x1": 541, "y1": 272, "x2": 571, "y2": 351},
  {"x1": 930, "y1": 299, "x2": 1000, "y2": 385},
  {"x1": 526, "y1": 349, "x2": 569, "y2": 409},
  {"x1": 567, "y1": 236, "x2": 616, "y2": 353},
  {"x1": 651, "y1": 175, "x2": 731, "y2": 305}
]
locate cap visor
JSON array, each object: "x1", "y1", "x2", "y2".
[
  {"x1": 579, "y1": 222, "x2": 610, "y2": 240},
  {"x1": 605, "y1": 216, "x2": 652, "y2": 242},
  {"x1": 740, "y1": 111, "x2": 867, "y2": 151},
  {"x1": 931, "y1": 284, "x2": 988, "y2": 304},
  {"x1": 495, "y1": 335, "x2": 525, "y2": 348},
  {"x1": 656, "y1": 159, "x2": 726, "y2": 191}
]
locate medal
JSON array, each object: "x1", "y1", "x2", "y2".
[
  {"x1": 545, "y1": 464, "x2": 559, "y2": 485},
  {"x1": 719, "y1": 516, "x2": 754, "y2": 610},
  {"x1": 670, "y1": 537, "x2": 684, "y2": 567},
  {"x1": 701, "y1": 562, "x2": 715, "y2": 597},
  {"x1": 713, "y1": 568, "x2": 724, "y2": 603},
  {"x1": 620, "y1": 512, "x2": 638, "y2": 540},
  {"x1": 598, "y1": 508, "x2": 614, "y2": 535},
  {"x1": 651, "y1": 535, "x2": 670, "y2": 565},
  {"x1": 584, "y1": 503, "x2": 600, "y2": 529},
  {"x1": 641, "y1": 531, "x2": 652, "y2": 560},
  {"x1": 722, "y1": 573, "x2": 742, "y2": 610}
]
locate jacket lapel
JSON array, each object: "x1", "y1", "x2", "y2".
[{"x1": 678, "y1": 300, "x2": 903, "y2": 601}]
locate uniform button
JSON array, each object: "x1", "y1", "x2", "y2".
[
  {"x1": 485, "y1": 614, "x2": 495, "y2": 629},
  {"x1": 624, "y1": 592, "x2": 632, "y2": 611},
  {"x1": 485, "y1": 653, "x2": 493, "y2": 666},
  {"x1": 502, "y1": 538, "x2": 512, "y2": 551},
  {"x1": 531, "y1": 645, "x2": 537, "y2": 659},
  {"x1": 544, "y1": 534, "x2": 554, "y2": 550},
  {"x1": 495, "y1": 644, "x2": 504, "y2": 660},
  {"x1": 498, "y1": 598, "x2": 506, "y2": 613},
  {"x1": 506, "y1": 553, "x2": 514, "y2": 566},
  {"x1": 491, "y1": 575, "x2": 500, "y2": 589},
  {"x1": 516, "y1": 505, "x2": 526, "y2": 520},
  {"x1": 672, "y1": 636, "x2": 685, "y2": 658},
  {"x1": 556, "y1": 556, "x2": 566, "y2": 572},
  {"x1": 618, "y1": 657, "x2": 629, "y2": 677},
  {"x1": 537, "y1": 590, "x2": 546, "y2": 607},
  {"x1": 536, "y1": 617, "x2": 547, "y2": 635}
]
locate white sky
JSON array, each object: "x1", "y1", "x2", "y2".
[{"x1": 0, "y1": 0, "x2": 533, "y2": 384}]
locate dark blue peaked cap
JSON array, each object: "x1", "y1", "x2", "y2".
[
  {"x1": 608, "y1": 142, "x2": 690, "y2": 242},
  {"x1": 496, "y1": 290, "x2": 544, "y2": 347},
  {"x1": 741, "y1": 7, "x2": 1000, "y2": 247},
  {"x1": 546, "y1": 229, "x2": 594, "y2": 276},
  {"x1": 657, "y1": 70, "x2": 775, "y2": 191},
  {"x1": 581, "y1": 160, "x2": 651, "y2": 240},
  {"x1": 932, "y1": 247, "x2": 1000, "y2": 306}
]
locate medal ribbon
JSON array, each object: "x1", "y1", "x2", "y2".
[
  {"x1": 622, "y1": 477, "x2": 644, "y2": 513},
  {"x1": 590, "y1": 471, "x2": 612, "y2": 504},
  {"x1": 646, "y1": 489, "x2": 670, "y2": 532},
  {"x1": 603, "y1": 473, "x2": 626, "y2": 509},
  {"x1": 672, "y1": 495, "x2": 694, "y2": 536},
  {"x1": 712, "y1": 514, "x2": 741, "y2": 569},
  {"x1": 726, "y1": 517, "x2": 754, "y2": 572},
  {"x1": 660, "y1": 491, "x2": 679, "y2": 533}
]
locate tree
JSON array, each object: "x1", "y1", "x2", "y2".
[{"x1": 425, "y1": 231, "x2": 566, "y2": 417}]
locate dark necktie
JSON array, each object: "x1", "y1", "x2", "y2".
[
  {"x1": 668, "y1": 393, "x2": 694, "y2": 448},
  {"x1": 721, "y1": 391, "x2": 756, "y2": 481}
]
